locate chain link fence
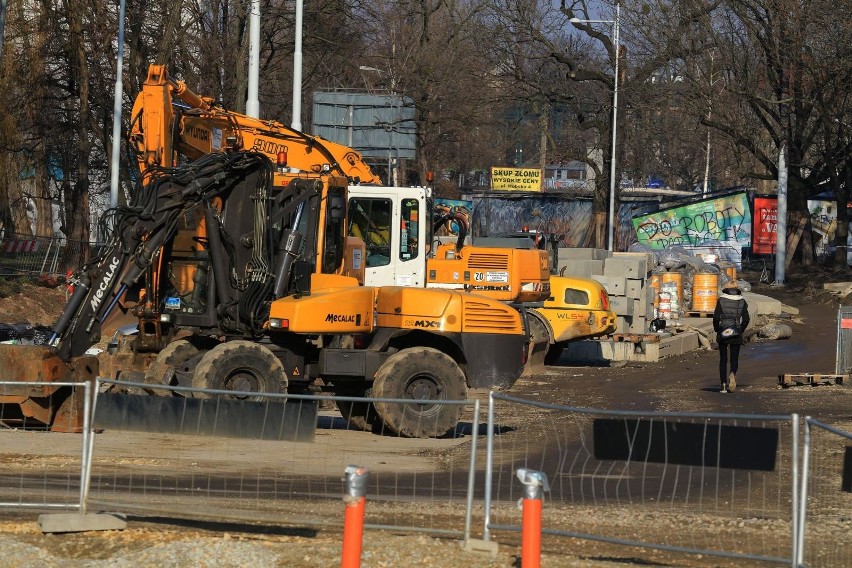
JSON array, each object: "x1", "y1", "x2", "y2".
[
  {"x1": 482, "y1": 392, "x2": 799, "y2": 565},
  {"x1": 3, "y1": 380, "x2": 851, "y2": 566},
  {"x1": 798, "y1": 418, "x2": 852, "y2": 568}
]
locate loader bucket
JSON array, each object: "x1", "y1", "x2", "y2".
[{"x1": 0, "y1": 344, "x2": 98, "y2": 432}]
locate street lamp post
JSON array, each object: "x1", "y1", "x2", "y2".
[{"x1": 570, "y1": 4, "x2": 621, "y2": 252}]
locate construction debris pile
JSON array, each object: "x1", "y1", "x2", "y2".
[
  {"x1": 555, "y1": 243, "x2": 749, "y2": 335},
  {"x1": 0, "y1": 323, "x2": 52, "y2": 345}
]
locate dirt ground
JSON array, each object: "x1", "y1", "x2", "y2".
[{"x1": 0, "y1": 266, "x2": 851, "y2": 566}]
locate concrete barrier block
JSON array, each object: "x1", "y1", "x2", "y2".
[
  {"x1": 591, "y1": 274, "x2": 625, "y2": 296},
  {"x1": 613, "y1": 251, "x2": 652, "y2": 275},
  {"x1": 625, "y1": 278, "x2": 644, "y2": 299},
  {"x1": 609, "y1": 295, "x2": 634, "y2": 316},
  {"x1": 603, "y1": 257, "x2": 648, "y2": 279},
  {"x1": 558, "y1": 259, "x2": 604, "y2": 278},
  {"x1": 629, "y1": 316, "x2": 648, "y2": 333},
  {"x1": 39, "y1": 513, "x2": 127, "y2": 534},
  {"x1": 557, "y1": 247, "x2": 611, "y2": 261},
  {"x1": 563, "y1": 331, "x2": 701, "y2": 364}
]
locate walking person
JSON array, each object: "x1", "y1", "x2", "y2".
[{"x1": 713, "y1": 285, "x2": 750, "y2": 393}]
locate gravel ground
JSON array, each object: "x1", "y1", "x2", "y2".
[
  {"x1": 1, "y1": 273, "x2": 850, "y2": 566},
  {"x1": 0, "y1": 515, "x2": 763, "y2": 567}
]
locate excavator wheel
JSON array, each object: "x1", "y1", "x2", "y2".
[
  {"x1": 192, "y1": 341, "x2": 287, "y2": 401},
  {"x1": 524, "y1": 313, "x2": 551, "y2": 375},
  {"x1": 371, "y1": 347, "x2": 467, "y2": 438},
  {"x1": 142, "y1": 339, "x2": 201, "y2": 395},
  {"x1": 334, "y1": 386, "x2": 380, "y2": 433}
]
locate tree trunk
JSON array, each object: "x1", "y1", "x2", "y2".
[
  {"x1": 32, "y1": 143, "x2": 54, "y2": 237},
  {"x1": 592, "y1": 176, "x2": 607, "y2": 249},
  {"x1": 66, "y1": 0, "x2": 90, "y2": 260}
]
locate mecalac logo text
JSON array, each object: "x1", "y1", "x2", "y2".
[
  {"x1": 90, "y1": 256, "x2": 121, "y2": 314},
  {"x1": 325, "y1": 313, "x2": 356, "y2": 323}
]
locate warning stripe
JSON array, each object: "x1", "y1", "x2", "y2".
[{"x1": 0, "y1": 240, "x2": 39, "y2": 254}]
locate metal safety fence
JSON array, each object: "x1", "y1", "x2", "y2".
[
  {"x1": 835, "y1": 306, "x2": 852, "y2": 375},
  {"x1": 84, "y1": 378, "x2": 481, "y2": 539},
  {"x1": 482, "y1": 392, "x2": 800, "y2": 565},
  {"x1": 0, "y1": 381, "x2": 93, "y2": 511},
  {"x1": 4, "y1": 381, "x2": 852, "y2": 566},
  {"x1": 797, "y1": 418, "x2": 852, "y2": 568},
  {"x1": 0, "y1": 233, "x2": 100, "y2": 276}
]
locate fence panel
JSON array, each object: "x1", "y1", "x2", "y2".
[
  {"x1": 484, "y1": 393, "x2": 798, "y2": 564},
  {"x1": 799, "y1": 418, "x2": 852, "y2": 568},
  {"x1": 0, "y1": 233, "x2": 104, "y2": 276},
  {"x1": 85, "y1": 379, "x2": 480, "y2": 537},
  {"x1": 0, "y1": 381, "x2": 92, "y2": 511},
  {"x1": 835, "y1": 307, "x2": 852, "y2": 375}
]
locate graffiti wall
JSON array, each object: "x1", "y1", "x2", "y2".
[
  {"x1": 471, "y1": 197, "x2": 595, "y2": 246},
  {"x1": 807, "y1": 196, "x2": 852, "y2": 263},
  {"x1": 632, "y1": 192, "x2": 752, "y2": 250},
  {"x1": 467, "y1": 196, "x2": 659, "y2": 248},
  {"x1": 433, "y1": 198, "x2": 472, "y2": 238}
]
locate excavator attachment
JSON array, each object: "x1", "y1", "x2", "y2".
[{"x1": 0, "y1": 345, "x2": 98, "y2": 432}]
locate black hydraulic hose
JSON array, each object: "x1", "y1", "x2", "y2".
[{"x1": 204, "y1": 206, "x2": 235, "y2": 305}]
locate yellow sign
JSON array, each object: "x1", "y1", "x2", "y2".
[{"x1": 490, "y1": 168, "x2": 543, "y2": 192}]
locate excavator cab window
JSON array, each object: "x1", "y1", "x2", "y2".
[
  {"x1": 321, "y1": 186, "x2": 347, "y2": 274},
  {"x1": 162, "y1": 204, "x2": 212, "y2": 316},
  {"x1": 400, "y1": 198, "x2": 419, "y2": 262},
  {"x1": 563, "y1": 288, "x2": 589, "y2": 307},
  {"x1": 347, "y1": 197, "x2": 392, "y2": 267}
]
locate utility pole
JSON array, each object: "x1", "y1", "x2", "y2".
[
  {"x1": 245, "y1": 0, "x2": 260, "y2": 118},
  {"x1": 109, "y1": 0, "x2": 127, "y2": 210},
  {"x1": 291, "y1": 0, "x2": 304, "y2": 131}
]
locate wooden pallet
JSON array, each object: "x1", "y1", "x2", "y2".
[
  {"x1": 611, "y1": 333, "x2": 661, "y2": 344},
  {"x1": 684, "y1": 310, "x2": 714, "y2": 318},
  {"x1": 778, "y1": 373, "x2": 847, "y2": 387}
]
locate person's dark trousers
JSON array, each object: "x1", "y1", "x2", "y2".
[{"x1": 719, "y1": 342, "x2": 740, "y2": 385}]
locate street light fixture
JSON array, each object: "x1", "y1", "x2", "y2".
[{"x1": 569, "y1": 4, "x2": 621, "y2": 252}]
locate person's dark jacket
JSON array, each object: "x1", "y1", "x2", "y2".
[{"x1": 713, "y1": 287, "x2": 750, "y2": 345}]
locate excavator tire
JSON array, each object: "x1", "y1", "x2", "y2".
[
  {"x1": 523, "y1": 313, "x2": 551, "y2": 375},
  {"x1": 371, "y1": 347, "x2": 467, "y2": 438},
  {"x1": 334, "y1": 386, "x2": 380, "y2": 433},
  {"x1": 192, "y1": 341, "x2": 287, "y2": 401},
  {"x1": 142, "y1": 339, "x2": 201, "y2": 395}
]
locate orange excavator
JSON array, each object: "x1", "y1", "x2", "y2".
[{"x1": 0, "y1": 65, "x2": 530, "y2": 438}]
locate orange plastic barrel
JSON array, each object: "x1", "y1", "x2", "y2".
[
  {"x1": 661, "y1": 271, "x2": 683, "y2": 306},
  {"x1": 692, "y1": 272, "x2": 719, "y2": 312}
]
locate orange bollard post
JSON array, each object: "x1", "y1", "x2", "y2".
[
  {"x1": 341, "y1": 465, "x2": 369, "y2": 568},
  {"x1": 517, "y1": 468, "x2": 550, "y2": 568}
]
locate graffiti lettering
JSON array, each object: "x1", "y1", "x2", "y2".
[{"x1": 632, "y1": 195, "x2": 752, "y2": 250}]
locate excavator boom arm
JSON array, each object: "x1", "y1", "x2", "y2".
[{"x1": 129, "y1": 64, "x2": 381, "y2": 185}]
